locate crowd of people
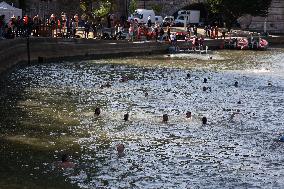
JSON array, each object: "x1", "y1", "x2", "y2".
[
  {"x1": 0, "y1": 12, "x2": 226, "y2": 43},
  {"x1": 0, "y1": 12, "x2": 95, "y2": 39}
]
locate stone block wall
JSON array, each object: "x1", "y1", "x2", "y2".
[
  {"x1": 0, "y1": 38, "x2": 169, "y2": 75},
  {"x1": 249, "y1": 0, "x2": 284, "y2": 34}
]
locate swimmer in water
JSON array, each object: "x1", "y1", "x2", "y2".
[
  {"x1": 187, "y1": 73, "x2": 191, "y2": 78},
  {"x1": 145, "y1": 91, "x2": 149, "y2": 97},
  {"x1": 203, "y1": 86, "x2": 207, "y2": 91},
  {"x1": 100, "y1": 82, "x2": 112, "y2": 89},
  {"x1": 58, "y1": 154, "x2": 75, "y2": 169},
  {"x1": 203, "y1": 78, "x2": 208, "y2": 83},
  {"x1": 268, "y1": 81, "x2": 272, "y2": 86},
  {"x1": 234, "y1": 81, "x2": 238, "y2": 87},
  {"x1": 95, "y1": 107, "x2": 101, "y2": 116},
  {"x1": 116, "y1": 144, "x2": 125, "y2": 157},
  {"x1": 124, "y1": 113, "x2": 129, "y2": 121},
  {"x1": 202, "y1": 117, "x2": 207, "y2": 124},
  {"x1": 120, "y1": 76, "x2": 128, "y2": 82},
  {"x1": 186, "y1": 111, "x2": 192, "y2": 119},
  {"x1": 163, "y1": 114, "x2": 169, "y2": 122}
]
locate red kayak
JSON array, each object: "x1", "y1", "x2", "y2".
[
  {"x1": 237, "y1": 38, "x2": 249, "y2": 50},
  {"x1": 258, "y1": 38, "x2": 269, "y2": 50}
]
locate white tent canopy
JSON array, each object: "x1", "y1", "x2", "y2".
[{"x1": 0, "y1": 1, "x2": 22, "y2": 22}]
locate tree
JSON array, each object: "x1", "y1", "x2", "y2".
[
  {"x1": 151, "y1": 3, "x2": 162, "y2": 15},
  {"x1": 80, "y1": 0, "x2": 115, "y2": 22},
  {"x1": 129, "y1": 0, "x2": 137, "y2": 15},
  {"x1": 207, "y1": 0, "x2": 272, "y2": 28}
]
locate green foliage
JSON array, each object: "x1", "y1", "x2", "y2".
[
  {"x1": 151, "y1": 3, "x2": 162, "y2": 15},
  {"x1": 129, "y1": 0, "x2": 137, "y2": 14},
  {"x1": 80, "y1": 0, "x2": 114, "y2": 21},
  {"x1": 207, "y1": 0, "x2": 272, "y2": 27},
  {"x1": 94, "y1": 1, "x2": 112, "y2": 18}
]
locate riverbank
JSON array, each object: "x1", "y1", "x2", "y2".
[
  {"x1": 0, "y1": 36, "x2": 284, "y2": 76},
  {"x1": 0, "y1": 38, "x2": 168, "y2": 75},
  {"x1": 0, "y1": 37, "x2": 227, "y2": 75}
]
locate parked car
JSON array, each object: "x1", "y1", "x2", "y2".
[{"x1": 162, "y1": 16, "x2": 174, "y2": 27}]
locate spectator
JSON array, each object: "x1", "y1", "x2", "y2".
[
  {"x1": 128, "y1": 23, "x2": 134, "y2": 41},
  {"x1": 215, "y1": 26, "x2": 219, "y2": 39},
  {"x1": 84, "y1": 20, "x2": 90, "y2": 39},
  {"x1": 147, "y1": 16, "x2": 152, "y2": 27},
  {"x1": 71, "y1": 19, "x2": 77, "y2": 38},
  {"x1": 159, "y1": 26, "x2": 164, "y2": 41}
]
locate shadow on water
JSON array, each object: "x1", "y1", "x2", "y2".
[{"x1": 0, "y1": 72, "x2": 80, "y2": 189}]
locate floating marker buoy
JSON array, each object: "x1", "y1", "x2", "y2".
[{"x1": 279, "y1": 136, "x2": 284, "y2": 142}]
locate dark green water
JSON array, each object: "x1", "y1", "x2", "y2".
[{"x1": 1, "y1": 49, "x2": 284, "y2": 189}]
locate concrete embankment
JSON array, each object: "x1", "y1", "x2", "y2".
[
  {"x1": 0, "y1": 38, "x2": 169, "y2": 75},
  {"x1": 1, "y1": 36, "x2": 281, "y2": 75}
]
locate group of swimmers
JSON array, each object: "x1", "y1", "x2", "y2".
[
  {"x1": 58, "y1": 144, "x2": 126, "y2": 169},
  {"x1": 97, "y1": 74, "x2": 260, "y2": 125},
  {"x1": 57, "y1": 72, "x2": 278, "y2": 169}
]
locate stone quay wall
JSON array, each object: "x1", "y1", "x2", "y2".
[
  {"x1": 0, "y1": 37, "x2": 282, "y2": 76},
  {"x1": 0, "y1": 38, "x2": 169, "y2": 75},
  {"x1": 0, "y1": 37, "x2": 229, "y2": 75}
]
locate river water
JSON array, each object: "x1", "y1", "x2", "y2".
[{"x1": 1, "y1": 49, "x2": 284, "y2": 189}]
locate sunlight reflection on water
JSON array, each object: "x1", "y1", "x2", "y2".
[{"x1": 2, "y1": 49, "x2": 284, "y2": 188}]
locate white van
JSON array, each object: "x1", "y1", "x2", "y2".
[
  {"x1": 174, "y1": 10, "x2": 200, "y2": 26},
  {"x1": 132, "y1": 9, "x2": 155, "y2": 24},
  {"x1": 178, "y1": 10, "x2": 191, "y2": 15},
  {"x1": 155, "y1": 16, "x2": 163, "y2": 25}
]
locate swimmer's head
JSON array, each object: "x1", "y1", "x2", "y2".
[
  {"x1": 202, "y1": 117, "x2": 207, "y2": 124},
  {"x1": 186, "y1": 111, "x2": 192, "y2": 118},
  {"x1": 124, "y1": 113, "x2": 129, "y2": 121},
  {"x1": 234, "y1": 81, "x2": 238, "y2": 87},
  {"x1": 116, "y1": 144, "x2": 125, "y2": 154},
  {"x1": 95, "y1": 107, "x2": 101, "y2": 116},
  {"x1": 163, "y1": 114, "x2": 169, "y2": 122}
]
